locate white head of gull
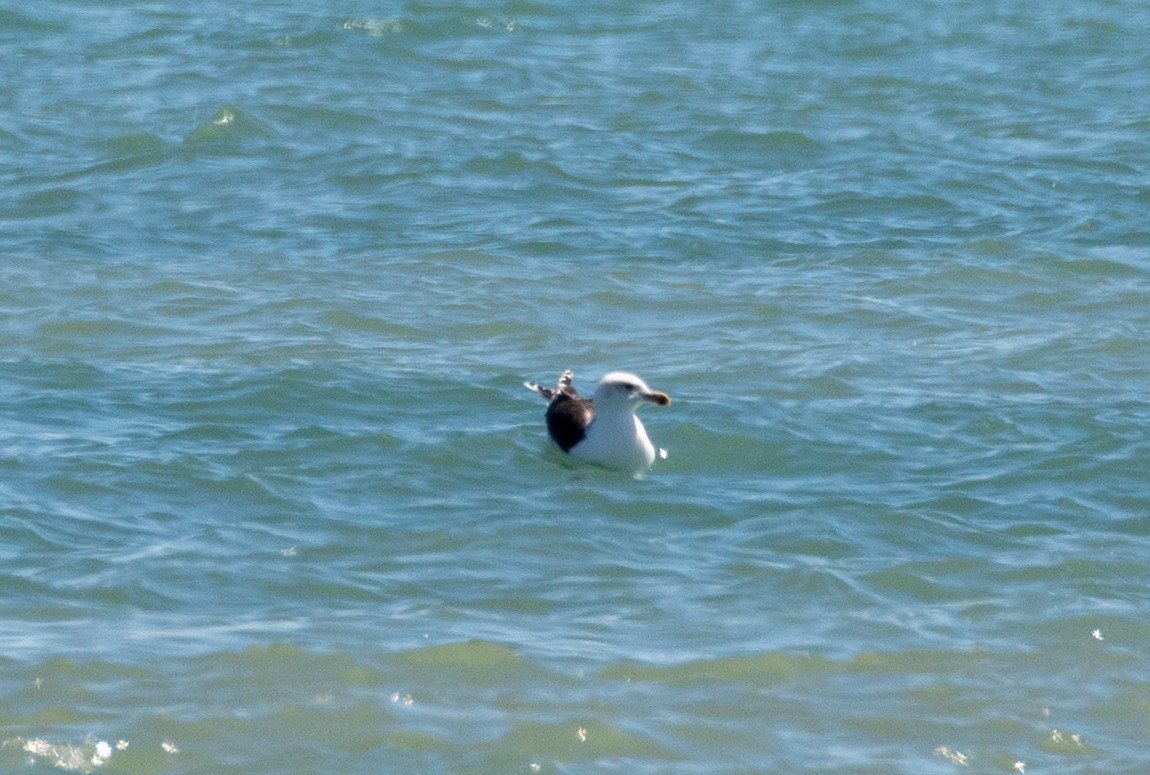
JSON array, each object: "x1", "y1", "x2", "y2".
[{"x1": 524, "y1": 370, "x2": 670, "y2": 473}]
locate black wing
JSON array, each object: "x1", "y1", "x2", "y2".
[
  {"x1": 545, "y1": 392, "x2": 594, "y2": 452},
  {"x1": 525, "y1": 370, "x2": 594, "y2": 452}
]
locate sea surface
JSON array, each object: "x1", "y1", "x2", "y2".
[{"x1": 2, "y1": 0, "x2": 1149, "y2": 772}]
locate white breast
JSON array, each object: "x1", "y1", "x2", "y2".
[{"x1": 570, "y1": 412, "x2": 656, "y2": 472}]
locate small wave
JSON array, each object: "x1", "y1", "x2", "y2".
[
  {"x1": 5, "y1": 736, "x2": 127, "y2": 773},
  {"x1": 342, "y1": 17, "x2": 406, "y2": 36}
]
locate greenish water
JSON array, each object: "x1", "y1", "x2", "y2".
[{"x1": 2, "y1": 1, "x2": 1149, "y2": 772}]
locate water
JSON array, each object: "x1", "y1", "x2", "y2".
[{"x1": 2, "y1": 0, "x2": 1149, "y2": 772}]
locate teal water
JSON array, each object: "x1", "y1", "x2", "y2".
[{"x1": 3, "y1": 0, "x2": 1149, "y2": 772}]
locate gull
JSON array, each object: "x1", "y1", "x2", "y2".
[{"x1": 524, "y1": 370, "x2": 670, "y2": 473}]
